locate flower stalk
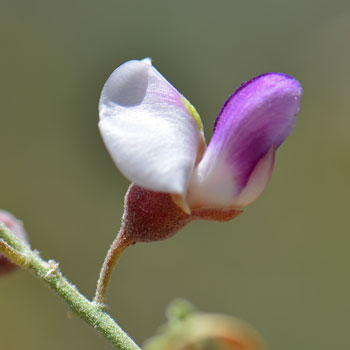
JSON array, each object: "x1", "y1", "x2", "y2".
[
  {"x1": 0, "y1": 223, "x2": 141, "y2": 350},
  {"x1": 94, "y1": 230, "x2": 131, "y2": 306}
]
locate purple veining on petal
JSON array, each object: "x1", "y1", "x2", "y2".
[{"x1": 208, "y1": 73, "x2": 302, "y2": 191}]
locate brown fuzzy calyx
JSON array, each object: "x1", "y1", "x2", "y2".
[{"x1": 119, "y1": 184, "x2": 243, "y2": 244}]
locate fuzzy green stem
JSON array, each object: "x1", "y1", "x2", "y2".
[
  {"x1": 94, "y1": 230, "x2": 131, "y2": 306},
  {"x1": 0, "y1": 223, "x2": 141, "y2": 350},
  {"x1": 0, "y1": 239, "x2": 27, "y2": 265}
]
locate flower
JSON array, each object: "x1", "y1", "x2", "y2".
[{"x1": 98, "y1": 58, "x2": 302, "y2": 243}]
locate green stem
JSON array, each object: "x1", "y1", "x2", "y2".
[
  {"x1": 0, "y1": 239, "x2": 27, "y2": 265},
  {"x1": 0, "y1": 223, "x2": 141, "y2": 350}
]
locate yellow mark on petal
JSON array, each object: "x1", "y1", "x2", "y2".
[
  {"x1": 181, "y1": 97, "x2": 206, "y2": 164},
  {"x1": 182, "y1": 97, "x2": 203, "y2": 131},
  {"x1": 171, "y1": 194, "x2": 191, "y2": 215}
]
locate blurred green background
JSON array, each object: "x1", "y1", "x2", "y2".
[{"x1": 1, "y1": 0, "x2": 350, "y2": 349}]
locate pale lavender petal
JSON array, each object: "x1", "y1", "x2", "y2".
[
  {"x1": 99, "y1": 58, "x2": 205, "y2": 196},
  {"x1": 187, "y1": 73, "x2": 302, "y2": 208}
]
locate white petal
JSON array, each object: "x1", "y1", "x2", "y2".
[
  {"x1": 187, "y1": 146, "x2": 275, "y2": 209},
  {"x1": 186, "y1": 148, "x2": 238, "y2": 209},
  {"x1": 99, "y1": 59, "x2": 204, "y2": 196}
]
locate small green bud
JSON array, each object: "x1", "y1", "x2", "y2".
[{"x1": 144, "y1": 300, "x2": 265, "y2": 350}]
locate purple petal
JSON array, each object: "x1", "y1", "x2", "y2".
[
  {"x1": 187, "y1": 73, "x2": 302, "y2": 208},
  {"x1": 212, "y1": 73, "x2": 301, "y2": 189}
]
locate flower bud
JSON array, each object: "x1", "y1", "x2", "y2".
[
  {"x1": 0, "y1": 210, "x2": 28, "y2": 275},
  {"x1": 144, "y1": 300, "x2": 265, "y2": 350}
]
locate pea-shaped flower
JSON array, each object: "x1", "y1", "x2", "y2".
[
  {"x1": 94, "y1": 58, "x2": 302, "y2": 305},
  {"x1": 98, "y1": 58, "x2": 302, "y2": 244}
]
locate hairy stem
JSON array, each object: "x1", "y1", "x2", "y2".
[
  {"x1": 94, "y1": 230, "x2": 130, "y2": 306},
  {"x1": 0, "y1": 223, "x2": 141, "y2": 350}
]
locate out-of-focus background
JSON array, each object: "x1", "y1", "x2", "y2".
[{"x1": 1, "y1": 0, "x2": 349, "y2": 349}]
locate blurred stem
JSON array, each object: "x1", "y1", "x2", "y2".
[
  {"x1": 94, "y1": 230, "x2": 130, "y2": 306},
  {"x1": 0, "y1": 239, "x2": 27, "y2": 265},
  {"x1": 0, "y1": 223, "x2": 141, "y2": 350}
]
